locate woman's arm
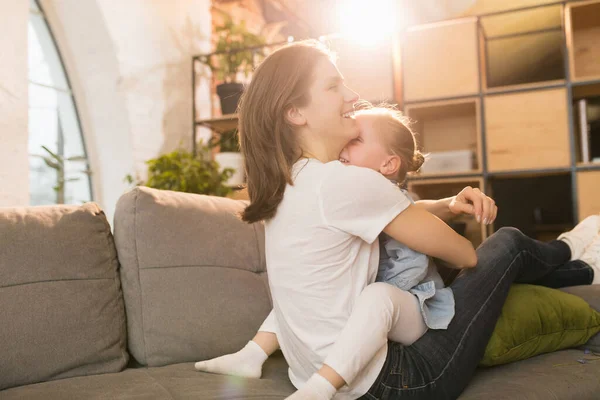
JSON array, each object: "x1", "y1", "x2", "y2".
[
  {"x1": 414, "y1": 186, "x2": 498, "y2": 226},
  {"x1": 383, "y1": 204, "x2": 477, "y2": 269}
]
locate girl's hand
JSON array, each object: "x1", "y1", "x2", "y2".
[{"x1": 449, "y1": 186, "x2": 497, "y2": 225}]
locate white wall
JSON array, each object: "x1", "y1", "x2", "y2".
[
  {"x1": 0, "y1": 1, "x2": 28, "y2": 207},
  {"x1": 40, "y1": 0, "x2": 211, "y2": 224}
]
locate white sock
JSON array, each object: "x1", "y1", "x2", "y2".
[
  {"x1": 285, "y1": 373, "x2": 337, "y2": 400},
  {"x1": 194, "y1": 340, "x2": 268, "y2": 378}
]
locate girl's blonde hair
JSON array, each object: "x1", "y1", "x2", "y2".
[
  {"x1": 354, "y1": 102, "x2": 425, "y2": 184},
  {"x1": 238, "y1": 40, "x2": 334, "y2": 223}
]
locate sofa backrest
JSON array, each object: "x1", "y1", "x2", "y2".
[
  {"x1": 0, "y1": 203, "x2": 128, "y2": 390},
  {"x1": 113, "y1": 187, "x2": 271, "y2": 367}
]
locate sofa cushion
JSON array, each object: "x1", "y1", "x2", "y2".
[
  {"x1": 461, "y1": 349, "x2": 600, "y2": 400},
  {"x1": 113, "y1": 187, "x2": 272, "y2": 367},
  {"x1": 0, "y1": 203, "x2": 128, "y2": 390},
  {"x1": 560, "y1": 285, "x2": 600, "y2": 352},
  {"x1": 481, "y1": 284, "x2": 600, "y2": 366},
  {"x1": 3, "y1": 350, "x2": 599, "y2": 400},
  {"x1": 0, "y1": 352, "x2": 295, "y2": 399}
]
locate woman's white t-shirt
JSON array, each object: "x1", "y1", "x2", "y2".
[{"x1": 264, "y1": 159, "x2": 411, "y2": 399}]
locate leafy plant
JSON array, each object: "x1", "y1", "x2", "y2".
[
  {"x1": 210, "y1": 129, "x2": 239, "y2": 153},
  {"x1": 125, "y1": 144, "x2": 233, "y2": 197},
  {"x1": 199, "y1": 11, "x2": 266, "y2": 83},
  {"x1": 40, "y1": 145, "x2": 91, "y2": 204}
]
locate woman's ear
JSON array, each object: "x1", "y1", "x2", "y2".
[
  {"x1": 286, "y1": 106, "x2": 307, "y2": 127},
  {"x1": 380, "y1": 155, "x2": 401, "y2": 177}
]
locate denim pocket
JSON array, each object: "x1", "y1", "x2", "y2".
[{"x1": 389, "y1": 344, "x2": 404, "y2": 376}]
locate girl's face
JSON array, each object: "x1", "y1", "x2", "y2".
[
  {"x1": 298, "y1": 58, "x2": 360, "y2": 147},
  {"x1": 339, "y1": 115, "x2": 391, "y2": 172}
]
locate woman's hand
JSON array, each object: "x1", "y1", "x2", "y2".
[{"x1": 449, "y1": 186, "x2": 498, "y2": 225}]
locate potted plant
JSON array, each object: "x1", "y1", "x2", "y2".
[
  {"x1": 39, "y1": 145, "x2": 91, "y2": 204},
  {"x1": 200, "y1": 12, "x2": 266, "y2": 115},
  {"x1": 125, "y1": 143, "x2": 233, "y2": 197},
  {"x1": 211, "y1": 129, "x2": 244, "y2": 187}
]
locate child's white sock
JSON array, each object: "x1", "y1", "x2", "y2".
[
  {"x1": 285, "y1": 373, "x2": 337, "y2": 400},
  {"x1": 194, "y1": 340, "x2": 268, "y2": 378}
]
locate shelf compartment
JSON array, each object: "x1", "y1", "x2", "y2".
[
  {"x1": 576, "y1": 170, "x2": 600, "y2": 221},
  {"x1": 403, "y1": 18, "x2": 480, "y2": 102},
  {"x1": 485, "y1": 87, "x2": 570, "y2": 172},
  {"x1": 195, "y1": 114, "x2": 238, "y2": 133},
  {"x1": 566, "y1": 0, "x2": 600, "y2": 82},
  {"x1": 407, "y1": 178, "x2": 487, "y2": 249},
  {"x1": 405, "y1": 98, "x2": 481, "y2": 175},
  {"x1": 573, "y1": 82, "x2": 600, "y2": 164},
  {"x1": 480, "y1": 4, "x2": 565, "y2": 90},
  {"x1": 488, "y1": 173, "x2": 574, "y2": 241}
]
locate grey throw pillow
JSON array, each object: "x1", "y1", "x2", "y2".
[{"x1": 0, "y1": 203, "x2": 128, "y2": 390}]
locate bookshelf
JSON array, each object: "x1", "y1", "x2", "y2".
[
  {"x1": 566, "y1": 0, "x2": 600, "y2": 82},
  {"x1": 405, "y1": 98, "x2": 481, "y2": 176},
  {"x1": 400, "y1": 1, "x2": 600, "y2": 247},
  {"x1": 403, "y1": 18, "x2": 480, "y2": 102}
]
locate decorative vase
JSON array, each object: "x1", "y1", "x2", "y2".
[
  {"x1": 214, "y1": 152, "x2": 245, "y2": 187},
  {"x1": 216, "y1": 82, "x2": 244, "y2": 115}
]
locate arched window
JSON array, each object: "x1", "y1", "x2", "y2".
[{"x1": 28, "y1": 0, "x2": 92, "y2": 205}]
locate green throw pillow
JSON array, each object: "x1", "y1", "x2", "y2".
[{"x1": 481, "y1": 284, "x2": 600, "y2": 367}]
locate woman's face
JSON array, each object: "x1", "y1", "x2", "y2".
[
  {"x1": 299, "y1": 58, "x2": 360, "y2": 146},
  {"x1": 339, "y1": 115, "x2": 390, "y2": 171}
]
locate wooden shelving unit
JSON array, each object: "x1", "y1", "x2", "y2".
[
  {"x1": 399, "y1": 1, "x2": 600, "y2": 246},
  {"x1": 403, "y1": 18, "x2": 480, "y2": 102},
  {"x1": 405, "y1": 98, "x2": 481, "y2": 176},
  {"x1": 566, "y1": 0, "x2": 600, "y2": 82},
  {"x1": 480, "y1": 3, "x2": 565, "y2": 91},
  {"x1": 485, "y1": 87, "x2": 570, "y2": 172},
  {"x1": 573, "y1": 81, "x2": 600, "y2": 164},
  {"x1": 488, "y1": 173, "x2": 574, "y2": 241},
  {"x1": 195, "y1": 114, "x2": 238, "y2": 133},
  {"x1": 577, "y1": 170, "x2": 600, "y2": 220}
]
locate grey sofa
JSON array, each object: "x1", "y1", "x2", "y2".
[{"x1": 1, "y1": 186, "x2": 599, "y2": 399}]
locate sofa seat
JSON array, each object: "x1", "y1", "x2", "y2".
[
  {"x1": 1, "y1": 353, "x2": 296, "y2": 400},
  {"x1": 3, "y1": 348, "x2": 599, "y2": 399},
  {"x1": 461, "y1": 349, "x2": 600, "y2": 400}
]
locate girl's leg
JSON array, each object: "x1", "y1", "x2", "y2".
[
  {"x1": 286, "y1": 283, "x2": 426, "y2": 400},
  {"x1": 195, "y1": 310, "x2": 279, "y2": 378},
  {"x1": 363, "y1": 227, "x2": 595, "y2": 400}
]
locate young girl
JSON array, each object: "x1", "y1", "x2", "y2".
[{"x1": 195, "y1": 101, "x2": 600, "y2": 399}]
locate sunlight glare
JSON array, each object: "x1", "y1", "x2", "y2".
[{"x1": 338, "y1": 0, "x2": 399, "y2": 46}]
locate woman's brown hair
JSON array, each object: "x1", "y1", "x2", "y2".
[
  {"x1": 238, "y1": 40, "x2": 333, "y2": 223},
  {"x1": 354, "y1": 103, "x2": 425, "y2": 185}
]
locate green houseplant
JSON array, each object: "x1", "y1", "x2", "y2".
[
  {"x1": 200, "y1": 11, "x2": 266, "y2": 114},
  {"x1": 40, "y1": 145, "x2": 91, "y2": 204},
  {"x1": 126, "y1": 144, "x2": 233, "y2": 197}
]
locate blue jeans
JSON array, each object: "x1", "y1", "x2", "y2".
[{"x1": 360, "y1": 227, "x2": 594, "y2": 400}]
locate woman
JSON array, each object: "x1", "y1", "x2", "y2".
[{"x1": 236, "y1": 40, "x2": 598, "y2": 400}]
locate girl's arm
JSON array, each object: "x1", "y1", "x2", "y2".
[{"x1": 383, "y1": 204, "x2": 477, "y2": 269}]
